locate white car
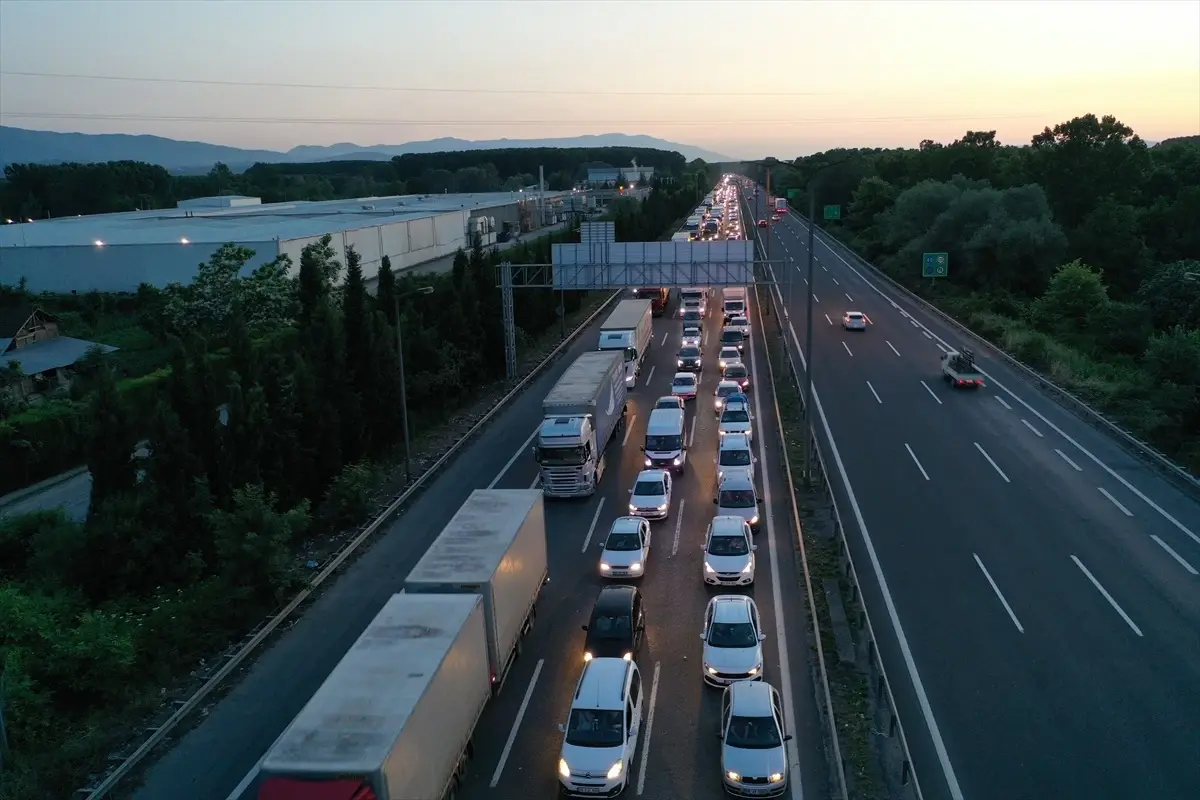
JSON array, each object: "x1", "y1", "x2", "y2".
[
  {"x1": 654, "y1": 395, "x2": 685, "y2": 411},
  {"x1": 629, "y1": 469, "x2": 673, "y2": 521},
  {"x1": 717, "y1": 432, "x2": 756, "y2": 483},
  {"x1": 719, "y1": 400, "x2": 754, "y2": 443},
  {"x1": 671, "y1": 372, "x2": 698, "y2": 401},
  {"x1": 681, "y1": 325, "x2": 702, "y2": 349},
  {"x1": 729, "y1": 316, "x2": 751, "y2": 337},
  {"x1": 702, "y1": 516, "x2": 757, "y2": 586},
  {"x1": 599, "y1": 516, "x2": 652, "y2": 579},
  {"x1": 720, "y1": 682, "x2": 791, "y2": 796},
  {"x1": 843, "y1": 311, "x2": 867, "y2": 331},
  {"x1": 718, "y1": 347, "x2": 741, "y2": 370},
  {"x1": 701, "y1": 595, "x2": 766, "y2": 687},
  {"x1": 713, "y1": 379, "x2": 742, "y2": 412},
  {"x1": 558, "y1": 658, "x2": 642, "y2": 797}
]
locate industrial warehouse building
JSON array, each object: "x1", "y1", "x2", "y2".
[{"x1": 0, "y1": 189, "x2": 587, "y2": 294}]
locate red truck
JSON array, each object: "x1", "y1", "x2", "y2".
[{"x1": 638, "y1": 287, "x2": 669, "y2": 317}]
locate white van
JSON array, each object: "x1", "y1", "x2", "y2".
[
  {"x1": 722, "y1": 287, "x2": 747, "y2": 322},
  {"x1": 642, "y1": 407, "x2": 687, "y2": 473},
  {"x1": 558, "y1": 658, "x2": 643, "y2": 797}
]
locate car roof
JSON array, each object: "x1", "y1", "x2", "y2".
[
  {"x1": 727, "y1": 680, "x2": 776, "y2": 715},
  {"x1": 593, "y1": 584, "x2": 637, "y2": 615},
  {"x1": 710, "y1": 594, "x2": 755, "y2": 623},
  {"x1": 717, "y1": 380, "x2": 740, "y2": 388},
  {"x1": 719, "y1": 472, "x2": 755, "y2": 490},
  {"x1": 720, "y1": 433, "x2": 751, "y2": 448},
  {"x1": 720, "y1": 346, "x2": 740, "y2": 352},
  {"x1": 656, "y1": 395, "x2": 681, "y2": 404},
  {"x1": 846, "y1": 311, "x2": 864, "y2": 317},
  {"x1": 678, "y1": 344, "x2": 700, "y2": 351},
  {"x1": 574, "y1": 658, "x2": 632, "y2": 710},
  {"x1": 636, "y1": 469, "x2": 669, "y2": 482},
  {"x1": 710, "y1": 515, "x2": 747, "y2": 536},
  {"x1": 609, "y1": 516, "x2": 644, "y2": 534},
  {"x1": 673, "y1": 372, "x2": 696, "y2": 381},
  {"x1": 725, "y1": 362, "x2": 747, "y2": 371}
]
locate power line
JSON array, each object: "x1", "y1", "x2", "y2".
[
  {"x1": 0, "y1": 69, "x2": 841, "y2": 98},
  {"x1": 0, "y1": 111, "x2": 1051, "y2": 127}
]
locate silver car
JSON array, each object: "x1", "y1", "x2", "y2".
[
  {"x1": 719, "y1": 681, "x2": 791, "y2": 797},
  {"x1": 842, "y1": 310, "x2": 867, "y2": 331}
]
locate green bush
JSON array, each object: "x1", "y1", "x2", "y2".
[{"x1": 0, "y1": 402, "x2": 88, "y2": 494}]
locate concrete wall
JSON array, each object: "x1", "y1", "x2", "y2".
[{"x1": 0, "y1": 240, "x2": 280, "y2": 293}]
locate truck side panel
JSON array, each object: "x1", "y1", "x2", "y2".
[
  {"x1": 542, "y1": 351, "x2": 619, "y2": 418},
  {"x1": 383, "y1": 596, "x2": 491, "y2": 800},
  {"x1": 591, "y1": 356, "x2": 629, "y2": 449},
  {"x1": 488, "y1": 497, "x2": 548, "y2": 674}
]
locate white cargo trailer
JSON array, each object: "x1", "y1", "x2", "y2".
[
  {"x1": 257, "y1": 593, "x2": 490, "y2": 800},
  {"x1": 405, "y1": 489, "x2": 548, "y2": 692},
  {"x1": 598, "y1": 298, "x2": 653, "y2": 387}
]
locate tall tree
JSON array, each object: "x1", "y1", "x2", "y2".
[
  {"x1": 376, "y1": 253, "x2": 398, "y2": 321},
  {"x1": 84, "y1": 359, "x2": 139, "y2": 517}
]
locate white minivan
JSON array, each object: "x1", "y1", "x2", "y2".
[
  {"x1": 642, "y1": 407, "x2": 687, "y2": 473},
  {"x1": 558, "y1": 658, "x2": 643, "y2": 797}
]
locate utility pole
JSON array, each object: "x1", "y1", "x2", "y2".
[
  {"x1": 803, "y1": 189, "x2": 817, "y2": 488},
  {"x1": 393, "y1": 285, "x2": 434, "y2": 484}
]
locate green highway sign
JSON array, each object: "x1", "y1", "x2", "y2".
[
  {"x1": 823, "y1": 205, "x2": 842, "y2": 221},
  {"x1": 922, "y1": 252, "x2": 949, "y2": 277}
]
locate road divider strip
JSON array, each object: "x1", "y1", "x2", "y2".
[{"x1": 82, "y1": 289, "x2": 624, "y2": 799}]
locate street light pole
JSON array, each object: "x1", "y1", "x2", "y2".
[
  {"x1": 393, "y1": 285, "x2": 434, "y2": 484},
  {"x1": 803, "y1": 190, "x2": 817, "y2": 488}
]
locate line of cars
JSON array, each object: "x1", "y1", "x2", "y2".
[
  {"x1": 675, "y1": 184, "x2": 743, "y2": 242},
  {"x1": 568, "y1": 280, "x2": 793, "y2": 798}
]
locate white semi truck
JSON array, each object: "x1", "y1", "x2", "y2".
[
  {"x1": 598, "y1": 298, "x2": 653, "y2": 386},
  {"x1": 534, "y1": 350, "x2": 628, "y2": 497},
  {"x1": 256, "y1": 592, "x2": 492, "y2": 800},
  {"x1": 405, "y1": 489, "x2": 548, "y2": 691}
]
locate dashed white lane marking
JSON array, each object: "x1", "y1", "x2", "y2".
[
  {"x1": 1021, "y1": 419, "x2": 1044, "y2": 438},
  {"x1": 920, "y1": 380, "x2": 943, "y2": 405},
  {"x1": 922, "y1": 330, "x2": 933, "y2": 339},
  {"x1": 994, "y1": 395, "x2": 1012, "y2": 410},
  {"x1": 1098, "y1": 487, "x2": 1134, "y2": 517},
  {"x1": 622, "y1": 415, "x2": 637, "y2": 446},
  {"x1": 973, "y1": 553, "x2": 1025, "y2": 633},
  {"x1": 1071, "y1": 555, "x2": 1143, "y2": 636},
  {"x1": 646, "y1": 365, "x2": 655, "y2": 385},
  {"x1": 1150, "y1": 535, "x2": 1198, "y2": 575},
  {"x1": 832, "y1": 277, "x2": 840, "y2": 286},
  {"x1": 813, "y1": 293, "x2": 820, "y2": 303},
  {"x1": 635, "y1": 661, "x2": 662, "y2": 795},
  {"x1": 866, "y1": 381, "x2": 882, "y2": 404},
  {"x1": 825, "y1": 313, "x2": 833, "y2": 325},
  {"x1": 842, "y1": 342, "x2": 853, "y2": 357},
  {"x1": 660, "y1": 331, "x2": 668, "y2": 345},
  {"x1": 974, "y1": 442, "x2": 1011, "y2": 483},
  {"x1": 845, "y1": 292, "x2": 853, "y2": 302},
  {"x1": 886, "y1": 341, "x2": 901, "y2": 357},
  {"x1": 581, "y1": 497, "x2": 607, "y2": 552},
  {"x1": 671, "y1": 498, "x2": 686, "y2": 557},
  {"x1": 905, "y1": 444, "x2": 931, "y2": 481},
  {"x1": 1055, "y1": 448, "x2": 1083, "y2": 471}
]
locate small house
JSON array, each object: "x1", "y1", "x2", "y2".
[{"x1": 0, "y1": 305, "x2": 119, "y2": 400}]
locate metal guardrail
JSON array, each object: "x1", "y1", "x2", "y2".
[
  {"x1": 81, "y1": 289, "x2": 624, "y2": 798},
  {"x1": 751, "y1": 273, "x2": 849, "y2": 800},
  {"x1": 786, "y1": 209, "x2": 1200, "y2": 495}
]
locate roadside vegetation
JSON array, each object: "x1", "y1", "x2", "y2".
[
  {"x1": 755, "y1": 114, "x2": 1200, "y2": 475},
  {"x1": 0, "y1": 167, "x2": 711, "y2": 799}
]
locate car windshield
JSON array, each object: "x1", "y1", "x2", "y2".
[
  {"x1": 679, "y1": 347, "x2": 700, "y2": 358},
  {"x1": 722, "y1": 409, "x2": 750, "y2": 423},
  {"x1": 725, "y1": 366, "x2": 747, "y2": 379},
  {"x1": 726, "y1": 301, "x2": 745, "y2": 312},
  {"x1": 732, "y1": 318, "x2": 748, "y2": 327},
  {"x1": 847, "y1": 313, "x2": 863, "y2": 320},
  {"x1": 720, "y1": 349, "x2": 738, "y2": 359},
  {"x1": 589, "y1": 612, "x2": 632, "y2": 638},
  {"x1": 719, "y1": 489, "x2": 757, "y2": 508},
  {"x1": 683, "y1": 312, "x2": 701, "y2": 322},
  {"x1": 722, "y1": 331, "x2": 744, "y2": 344},
  {"x1": 707, "y1": 620, "x2": 758, "y2": 647},
  {"x1": 725, "y1": 714, "x2": 783, "y2": 749},
  {"x1": 605, "y1": 532, "x2": 642, "y2": 552},
  {"x1": 645, "y1": 434, "x2": 682, "y2": 451},
  {"x1": 717, "y1": 385, "x2": 739, "y2": 398},
  {"x1": 565, "y1": 708, "x2": 625, "y2": 748},
  {"x1": 720, "y1": 449, "x2": 751, "y2": 466},
  {"x1": 633, "y1": 480, "x2": 665, "y2": 496},
  {"x1": 536, "y1": 445, "x2": 586, "y2": 466},
  {"x1": 684, "y1": 327, "x2": 701, "y2": 338},
  {"x1": 673, "y1": 376, "x2": 696, "y2": 387},
  {"x1": 654, "y1": 399, "x2": 679, "y2": 409},
  {"x1": 708, "y1": 534, "x2": 749, "y2": 556}
]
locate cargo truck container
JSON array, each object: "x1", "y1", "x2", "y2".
[
  {"x1": 598, "y1": 298, "x2": 653, "y2": 386},
  {"x1": 534, "y1": 350, "x2": 627, "y2": 497},
  {"x1": 774, "y1": 197, "x2": 788, "y2": 215},
  {"x1": 405, "y1": 489, "x2": 548, "y2": 690},
  {"x1": 257, "y1": 592, "x2": 490, "y2": 800}
]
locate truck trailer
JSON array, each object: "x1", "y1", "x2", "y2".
[
  {"x1": 257, "y1": 593, "x2": 491, "y2": 800},
  {"x1": 405, "y1": 489, "x2": 548, "y2": 690},
  {"x1": 598, "y1": 298, "x2": 654, "y2": 386},
  {"x1": 534, "y1": 350, "x2": 628, "y2": 497}
]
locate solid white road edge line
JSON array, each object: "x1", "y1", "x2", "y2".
[
  {"x1": 1021, "y1": 419, "x2": 1044, "y2": 438},
  {"x1": 1070, "y1": 555, "x2": 1144, "y2": 636},
  {"x1": 1055, "y1": 448, "x2": 1083, "y2": 471},
  {"x1": 635, "y1": 660, "x2": 662, "y2": 796},
  {"x1": 747, "y1": 320, "x2": 805, "y2": 800},
  {"x1": 488, "y1": 425, "x2": 542, "y2": 489},
  {"x1": 904, "y1": 444, "x2": 931, "y2": 482},
  {"x1": 974, "y1": 442, "x2": 1011, "y2": 483},
  {"x1": 972, "y1": 554, "x2": 1025, "y2": 633},
  {"x1": 767, "y1": 270, "x2": 962, "y2": 800},
  {"x1": 671, "y1": 498, "x2": 686, "y2": 557},
  {"x1": 1150, "y1": 535, "x2": 1198, "y2": 575},
  {"x1": 581, "y1": 497, "x2": 607, "y2": 553},
  {"x1": 1098, "y1": 487, "x2": 1134, "y2": 517},
  {"x1": 623, "y1": 414, "x2": 637, "y2": 447},
  {"x1": 490, "y1": 658, "x2": 546, "y2": 786},
  {"x1": 806, "y1": 226, "x2": 1200, "y2": 545},
  {"x1": 866, "y1": 381, "x2": 883, "y2": 404},
  {"x1": 920, "y1": 380, "x2": 943, "y2": 405}
]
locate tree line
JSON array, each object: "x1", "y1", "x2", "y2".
[
  {"x1": 748, "y1": 114, "x2": 1200, "y2": 473},
  {"x1": 0, "y1": 145, "x2": 689, "y2": 220},
  {"x1": 0, "y1": 171, "x2": 707, "y2": 797}
]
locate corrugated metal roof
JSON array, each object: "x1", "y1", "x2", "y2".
[
  {"x1": 0, "y1": 336, "x2": 118, "y2": 375},
  {"x1": 0, "y1": 190, "x2": 580, "y2": 248}
]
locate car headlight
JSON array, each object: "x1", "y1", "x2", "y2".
[
  {"x1": 607, "y1": 760, "x2": 624, "y2": 780},
  {"x1": 704, "y1": 562, "x2": 716, "y2": 574},
  {"x1": 750, "y1": 515, "x2": 759, "y2": 525},
  {"x1": 677, "y1": 360, "x2": 683, "y2": 366},
  {"x1": 583, "y1": 651, "x2": 593, "y2": 661},
  {"x1": 629, "y1": 561, "x2": 642, "y2": 572},
  {"x1": 657, "y1": 503, "x2": 668, "y2": 511},
  {"x1": 600, "y1": 563, "x2": 611, "y2": 571},
  {"x1": 673, "y1": 457, "x2": 681, "y2": 466},
  {"x1": 748, "y1": 665, "x2": 760, "y2": 676},
  {"x1": 741, "y1": 561, "x2": 753, "y2": 574},
  {"x1": 644, "y1": 458, "x2": 652, "y2": 466},
  {"x1": 559, "y1": 759, "x2": 571, "y2": 778},
  {"x1": 623, "y1": 651, "x2": 633, "y2": 661},
  {"x1": 769, "y1": 772, "x2": 784, "y2": 783},
  {"x1": 629, "y1": 504, "x2": 637, "y2": 513},
  {"x1": 715, "y1": 399, "x2": 723, "y2": 408},
  {"x1": 726, "y1": 770, "x2": 741, "y2": 782},
  {"x1": 705, "y1": 664, "x2": 717, "y2": 674}
]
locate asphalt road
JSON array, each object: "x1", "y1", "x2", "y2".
[
  {"x1": 0, "y1": 468, "x2": 90, "y2": 522},
  {"x1": 745, "y1": 188, "x2": 1200, "y2": 800},
  {"x1": 130, "y1": 216, "x2": 828, "y2": 800}
]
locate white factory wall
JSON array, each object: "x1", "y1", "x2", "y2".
[{"x1": 0, "y1": 240, "x2": 280, "y2": 294}]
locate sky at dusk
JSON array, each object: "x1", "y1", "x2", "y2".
[{"x1": 1, "y1": 0, "x2": 1197, "y2": 159}]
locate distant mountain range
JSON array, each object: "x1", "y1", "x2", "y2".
[{"x1": 0, "y1": 126, "x2": 734, "y2": 172}]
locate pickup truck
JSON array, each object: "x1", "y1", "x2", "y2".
[{"x1": 941, "y1": 348, "x2": 985, "y2": 388}]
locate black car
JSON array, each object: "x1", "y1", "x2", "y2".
[
  {"x1": 676, "y1": 345, "x2": 702, "y2": 372},
  {"x1": 581, "y1": 585, "x2": 645, "y2": 661}
]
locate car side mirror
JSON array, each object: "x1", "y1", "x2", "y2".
[
  {"x1": 716, "y1": 731, "x2": 723, "y2": 739},
  {"x1": 558, "y1": 723, "x2": 567, "y2": 734},
  {"x1": 752, "y1": 545, "x2": 758, "y2": 551},
  {"x1": 639, "y1": 446, "x2": 645, "y2": 452},
  {"x1": 629, "y1": 489, "x2": 634, "y2": 494},
  {"x1": 758, "y1": 633, "x2": 767, "y2": 641},
  {"x1": 682, "y1": 445, "x2": 688, "y2": 450},
  {"x1": 784, "y1": 734, "x2": 793, "y2": 742},
  {"x1": 712, "y1": 498, "x2": 718, "y2": 505},
  {"x1": 699, "y1": 632, "x2": 707, "y2": 639},
  {"x1": 529, "y1": 446, "x2": 537, "y2": 457},
  {"x1": 757, "y1": 498, "x2": 764, "y2": 505},
  {"x1": 581, "y1": 625, "x2": 589, "y2": 632}
]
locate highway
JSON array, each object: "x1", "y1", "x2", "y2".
[
  {"x1": 745, "y1": 188, "x2": 1200, "y2": 800},
  {"x1": 130, "y1": 217, "x2": 828, "y2": 799}
]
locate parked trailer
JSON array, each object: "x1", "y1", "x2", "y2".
[
  {"x1": 598, "y1": 298, "x2": 654, "y2": 386},
  {"x1": 535, "y1": 350, "x2": 628, "y2": 497},
  {"x1": 257, "y1": 593, "x2": 491, "y2": 800},
  {"x1": 405, "y1": 489, "x2": 548, "y2": 690}
]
